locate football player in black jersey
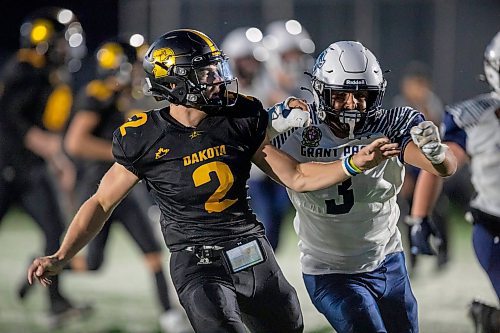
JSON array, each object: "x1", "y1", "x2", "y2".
[
  {"x1": 0, "y1": 7, "x2": 90, "y2": 327},
  {"x1": 28, "y1": 29, "x2": 403, "y2": 333},
  {"x1": 63, "y1": 38, "x2": 192, "y2": 333}
]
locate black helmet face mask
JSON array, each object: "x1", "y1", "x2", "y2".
[
  {"x1": 186, "y1": 56, "x2": 237, "y2": 110},
  {"x1": 311, "y1": 41, "x2": 386, "y2": 139}
]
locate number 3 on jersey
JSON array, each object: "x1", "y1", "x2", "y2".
[
  {"x1": 192, "y1": 161, "x2": 237, "y2": 213},
  {"x1": 325, "y1": 179, "x2": 354, "y2": 214}
]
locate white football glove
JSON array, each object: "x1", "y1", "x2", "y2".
[
  {"x1": 410, "y1": 120, "x2": 446, "y2": 164},
  {"x1": 267, "y1": 96, "x2": 311, "y2": 139}
]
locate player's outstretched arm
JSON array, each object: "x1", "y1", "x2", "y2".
[
  {"x1": 27, "y1": 163, "x2": 139, "y2": 286},
  {"x1": 253, "y1": 135, "x2": 400, "y2": 192}
]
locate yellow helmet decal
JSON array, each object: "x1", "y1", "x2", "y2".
[
  {"x1": 30, "y1": 19, "x2": 54, "y2": 45},
  {"x1": 152, "y1": 47, "x2": 175, "y2": 78},
  {"x1": 97, "y1": 42, "x2": 123, "y2": 70}
]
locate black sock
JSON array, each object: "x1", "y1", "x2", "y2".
[
  {"x1": 48, "y1": 275, "x2": 70, "y2": 312},
  {"x1": 154, "y1": 270, "x2": 171, "y2": 311}
]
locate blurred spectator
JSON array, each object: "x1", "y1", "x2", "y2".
[
  {"x1": 393, "y1": 61, "x2": 444, "y2": 124},
  {"x1": 392, "y1": 61, "x2": 451, "y2": 271},
  {"x1": 0, "y1": 7, "x2": 90, "y2": 328},
  {"x1": 63, "y1": 38, "x2": 192, "y2": 333}
]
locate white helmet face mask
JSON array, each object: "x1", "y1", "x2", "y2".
[
  {"x1": 311, "y1": 41, "x2": 386, "y2": 138},
  {"x1": 484, "y1": 31, "x2": 500, "y2": 95}
]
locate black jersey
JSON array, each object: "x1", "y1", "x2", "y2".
[
  {"x1": 73, "y1": 80, "x2": 127, "y2": 182},
  {"x1": 112, "y1": 94, "x2": 268, "y2": 251},
  {"x1": 0, "y1": 49, "x2": 73, "y2": 168}
]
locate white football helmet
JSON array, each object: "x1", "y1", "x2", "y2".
[
  {"x1": 484, "y1": 31, "x2": 500, "y2": 94},
  {"x1": 221, "y1": 27, "x2": 267, "y2": 62},
  {"x1": 311, "y1": 41, "x2": 386, "y2": 138},
  {"x1": 263, "y1": 20, "x2": 315, "y2": 88}
]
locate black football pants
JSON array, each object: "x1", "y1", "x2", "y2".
[
  {"x1": 170, "y1": 236, "x2": 304, "y2": 333},
  {"x1": 0, "y1": 165, "x2": 69, "y2": 310}
]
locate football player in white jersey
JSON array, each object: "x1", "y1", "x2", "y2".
[
  {"x1": 410, "y1": 30, "x2": 500, "y2": 333},
  {"x1": 269, "y1": 41, "x2": 457, "y2": 333}
]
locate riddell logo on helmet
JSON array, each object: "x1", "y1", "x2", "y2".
[{"x1": 344, "y1": 79, "x2": 366, "y2": 85}]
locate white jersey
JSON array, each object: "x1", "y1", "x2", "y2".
[
  {"x1": 444, "y1": 92, "x2": 500, "y2": 217},
  {"x1": 272, "y1": 105, "x2": 424, "y2": 274}
]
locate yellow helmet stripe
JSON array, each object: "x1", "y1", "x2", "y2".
[{"x1": 184, "y1": 29, "x2": 217, "y2": 52}]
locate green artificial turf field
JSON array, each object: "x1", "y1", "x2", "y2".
[{"x1": 0, "y1": 206, "x2": 496, "y2": 333}]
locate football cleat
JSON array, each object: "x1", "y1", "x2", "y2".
[{"x1": 47, "y1": 299, "x2": 93, "y2": 329}]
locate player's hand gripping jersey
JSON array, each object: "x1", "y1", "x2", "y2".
[
  {"x1": 273, "y1": 104, "x2": 425, "y2": 274},
  {"x1": 112, "y1": 94, "x2": 268, "y2": 251},
  {"x1": 443, "y1": 92, "x2": 500, "y2": 217}
]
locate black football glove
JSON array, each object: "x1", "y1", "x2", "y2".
[{"x1": 405, "y1": 216, "x2": 442, "y2": 256}]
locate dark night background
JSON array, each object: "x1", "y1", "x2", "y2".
[
  {"x1": 0, "y1": 0, "x2": 118, "y2": 87},
  {"x1": 0, "y1": 0, "x2": 498, "y2": 104},
  {"x1": 0, "y1": 0, "x2": 118, "y2": 53}
]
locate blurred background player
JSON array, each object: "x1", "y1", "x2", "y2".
[
  {"x1": 221, "y1": 20, "x2": 316, "y2": 251},
  {"x1": 262, "y1": 19, "x2": 315, "y2": 105},
  {"x1": 391, "y1": 62, "x2": 451, "y2": 271},
  {"x1": 62, "y1": 38, "x2": 192, "y2": 333},
  {"x1": 221, "y1": 26, "x2": 293, "y2": 250},
  {"x1": 220, "y1": 27, "x2": 269, "y2": 100},
  {"x1": 0, "y1": 7, "x2": 90, "y2": 327},
  {"x1": 410, "y1": 30, "x2": 500, "y2": 333}
]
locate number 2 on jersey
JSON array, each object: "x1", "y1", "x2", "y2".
[
  {"x1": 192, "y1": 161, "x2": 237, "y2": 213},
  {"x1": 325, "y1": 179, "x2": 354, "y2": 214},
  {"x1": 119, "y1": 112, "x2": 148, "y2": 136}
]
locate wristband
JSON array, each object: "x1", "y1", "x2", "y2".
[
  {"x1": 342, "y1": 156, "x2": 360, "y2": 176},
  {"x1": 348, "y1": 155, "x2": 364, "y2": 173}
]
